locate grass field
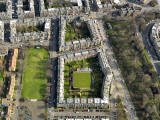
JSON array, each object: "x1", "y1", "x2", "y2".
[
  {"x1": 73, "y1": 72, "x2": 91, "y2": 89},
  {"x1": 21, "y1": 48, "x2": 49, "y2": 99}
]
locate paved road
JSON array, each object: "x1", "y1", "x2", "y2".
[{"x1": 48, "y1": 18, "x2": 59, "y2": 108}]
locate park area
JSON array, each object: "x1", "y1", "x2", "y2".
[
  {"x1": 16, "y1": 24, "x2": 44, "y2": 33},
  {"x1": 65, "y1": 22, "x2": 90, "y2": 42},
  {"x1": 64, "y1": 56, "x2": 103, "y2": 98},
  {"x1": 105, "y1": 16, "x2": 160, "y2": 119},
  {"x1": 21, "y1": 48, "x2": 49, "y2": 100}
]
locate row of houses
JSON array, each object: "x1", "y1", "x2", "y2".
[
  {"x1": 16, "y1": 0, "x2": 35, "y2": 18},
  {"x1": 0, "y1": 21, "x2": 8, "y2": 57},
  {"x1": 60, "y1": 38, "x2": 101, "y2": 52},
  {"x1": 58, "y1": 17, "x2": 102, "y2": 52},
  {"x1": 2, "y1": 49, "x2": 19, "y2": 120},
  {"x1": 62, "y1": 49, "x2": 97, "y2": 62},
  {"x1": 9, "y1": 49, "x2": 18, "y2": 71},
  {"x1": 150, "y1": 21, "x2": 160, "y2": 57},
  {"x1": 98, "y1": 49, "x2": 113, "y2": 103},
  {"x1": 58, "y1": 97, "x2": 109, "y2": 108},
  {"x1": 57, "y1": 48, "x2": 113, "y2": 108},
  {"x1": 9, "y1": 18, "x2": 51, "y2": 43},
  {"x1": 1, "y1": 0, "x2": 83, "y2": 20},
  {"x1": 0, "y1": 21, "x2": 4, "y2": 43},
  {"x1": 0, "y1": 0, "x2": 12, "y2": 20},
  {"x1": 2, "y1": 75, "x2": 16, "y2": 120},
  {"x1": 39, "y1": 0, "x2": 83, "y2": 17},
  {"x1": 59, "y1": 118, "x2": 109, "y2": 120}
]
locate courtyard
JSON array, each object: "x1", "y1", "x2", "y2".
[
  {"x1": 16, "y1": 23, "x2": 45, "y2": 33},
  {"x1": 64, "y1": 56, "x2": 103, "y2": 98},
  {"x1": 65, "y1": 22, "x2": 90, "y2": 42},
  {"x1": 73, "y1": 72, "x2": 91, "y2": 89},
  {"x1": 21, "y1": 47, "x2": 49, "y2": 99},
  {"x1": 0, "y1": 2, "x2": 6, "y2": 12},
  {"x1": 44, "y1": 0, "x2": 77, "y2": 9},
  {"x1": 23, "y1": 0, "x2": 29, "y2": 11}
]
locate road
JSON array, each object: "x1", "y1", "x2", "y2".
[{"x1": 48, "y1": 18, "x2": 59, "y2": 108}]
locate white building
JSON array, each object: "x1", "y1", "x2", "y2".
[{"x1": 0, "y1": 21, "x2": 4, "y2": 43}]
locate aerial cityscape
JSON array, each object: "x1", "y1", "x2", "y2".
[{"x1": 0, "y1": 0, "x2": 160, "y2": 120}]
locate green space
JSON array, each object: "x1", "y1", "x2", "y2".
[
  {"x1": 51, "y1": 3, "x2": 75, "y2": 8},
  {"x1": 0, "y1": 3, "x2": 6, "y2": 12},
  {"x1": 105, "y1": 17, "x2": 160, "y2": 119},
  {"x1": 21, "y1": 48, "x2": 49, "y2": 99},
  {"x1": 17, "y1": 24, "x2": 44, "y2": 33},
  {"x1": 65, "y1": 22, "x2": 90, "y2": 42},
  {"x1": 44, "y1": 0, "x2": 77, "y2": 9},
  {"x1": 73, "y1": 72, "x2": 91, "y2": 89},
  {"x1": 64, "y1": 57, "x2": 103, "y2": 98}
]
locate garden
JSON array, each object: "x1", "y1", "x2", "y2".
[{"x1": 64, "y1": 56, "x2": 103, "y2": 98}]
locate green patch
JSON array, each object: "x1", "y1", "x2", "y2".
[
  {"x1": 73, "y1": 72, "x2": 91, "y2": 89},
  {"x1": 17, "y1": 24, "x2": 44, "y2": 33},
  {"x1": 0, "y1": 3, "x2": 6, "y2": 12},
  {"x1": 21, "y1": 48, "x2": 49, "y2": 99},
  {"x1": 65, "y1": 22, "x2": 90, "y2": 42}
]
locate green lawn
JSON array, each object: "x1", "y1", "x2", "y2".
[
  {"x1": 73, "y1": 72, "x2": 91, "y2": 89},
  {"x1": 21, "y1": 48, "x2": 49, "y2": 99},
  {"x1": 51, "y1": 3, "x2": 73, "y2": 8}
]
